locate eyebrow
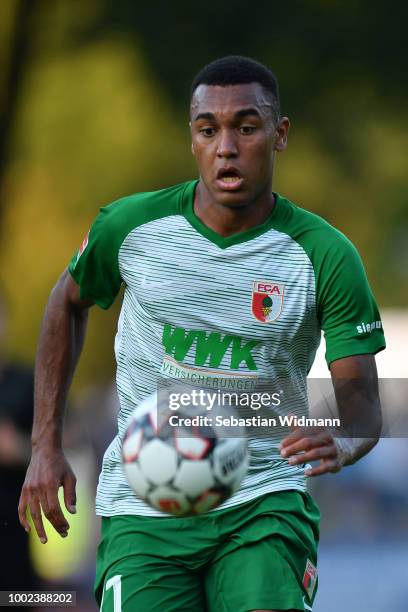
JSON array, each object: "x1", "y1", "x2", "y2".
[{"x1": 194, "y1": 107, "x2": 261, "y2": 121}]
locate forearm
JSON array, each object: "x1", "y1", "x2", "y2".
[
  {"x1": 331, "y1": 354, "x2": 382, "y2": 467},
  {"x1": 31, "y1": 274, "x2": 89, "y2": 450},
  {"x1": 281, "y1": 355, "x2": 382, "y2": 476}
]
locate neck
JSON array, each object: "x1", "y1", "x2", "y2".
[{"x1": 194, "y1": 180, "x2": 275, "y2": 238}]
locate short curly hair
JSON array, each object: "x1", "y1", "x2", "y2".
[{"x1": 191, "y1": 55, "x2": 280, "y2": 122}]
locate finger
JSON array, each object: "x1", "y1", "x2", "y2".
[
  {"x1": 288, "y1": 444, "x2": 337, "y2": 466},
  {"x1": 18, "y1": 494, "x2": 31, "y2": 533},
  {"x1": 40, "y1": 490, "x2": 50, "y2": 513},
  {"x1": 281, "y1": 436, "x2": 315, "y2": 457},
  {"x1": 305, "y1": 459, "x2": 341, "y2": 477},
  {"x1": 29, "y1": 500, "x2": 48, "y2": 544},
  {"x1": 45, "y1": 488, "x2": 70, "y2": 536},
  {"x1": 40, "y1": 492, "x2": 69, "y2": 539},
  {"x1": 63, "y1": 472, "x2": 77, "y2": 514},
  {"x1": 281, "y1": 425, "x2": 332, "y2": 447},
  {"x1": 280, "y1": 426, "x2": 303, "y2": 449},
  {"x1": 280, "y1": 426, "x2": 325, "y2": 450},
  {"x1": 281, "y1": 431, "x2": 333, "y2": 458}
]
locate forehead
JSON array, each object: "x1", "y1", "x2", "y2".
[{"x1": 191, "y1": 83, "x2": 272, "y2": 118}]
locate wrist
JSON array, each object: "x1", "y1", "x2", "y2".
[
  {"x1": 332, "y1": 434, "x2": 377, "y2": 466},
  {"x1": 31, "y1": 435, "x2": 63, "y2": 453},
  {"x1": 332, "y1": 436, "x2": 357, "y2": 466}
]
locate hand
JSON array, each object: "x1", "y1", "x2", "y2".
[
  {"x1": 18, "y1": 447, "x2": 77, "y2": 543},
  {"x1": 280, "y1": 426, "x2": 345, "y2": 477}
]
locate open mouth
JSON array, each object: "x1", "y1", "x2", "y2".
[{"x1": 216, "y1": 168, "x2": 244, "y2": 191}]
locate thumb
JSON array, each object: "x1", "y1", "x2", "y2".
[{"x1": 63, "y1": 471, "x2": 77, "y2": 514}]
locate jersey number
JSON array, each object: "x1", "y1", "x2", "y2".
[{"x1": 100, "y1": 574, "x2": 122, "y2": 612}]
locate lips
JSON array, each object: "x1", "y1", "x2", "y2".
[{"x1": 215, "y1": 167, "x2": 244, "y2": 191}]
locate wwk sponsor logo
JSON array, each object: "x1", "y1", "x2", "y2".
[{"x1": 162, "y1": 324, "x2": 260, "y2": 371}]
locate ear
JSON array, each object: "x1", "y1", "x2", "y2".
[{"x1": 274, "y1": 117, "x2": 290, "y2": 152}]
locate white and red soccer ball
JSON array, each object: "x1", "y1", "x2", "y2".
[{"x1": 122, "y1": 392, "x2": 248, "y2": 516}]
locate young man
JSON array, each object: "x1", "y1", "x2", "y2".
[{"x1": 19, "y1": 56, "x2": 385, "y2": 611}]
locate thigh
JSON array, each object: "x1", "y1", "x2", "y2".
[
  {"x1": 205, "y1": 536, "x2": 315, "y2": 612},
  {"x1": 99, "y1": 555, "x2": 206, "y2": 612},
  {"x1": 95, "y1": 513, "x2": 219, "y2": 611}
]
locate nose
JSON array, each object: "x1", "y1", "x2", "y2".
[{"x1": 217, "y1": 129, "x2": 238, "y2": 158}]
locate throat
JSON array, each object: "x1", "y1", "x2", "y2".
[{"x1": 194, "y1": 183, "x2": 275, "y2": 238}]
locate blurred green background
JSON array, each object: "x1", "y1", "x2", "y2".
[
  {"x1": 1, "y1": 3, "x2": 407, "y2": 611},
  {"x1": 1, "y1": 0, "x2": 407, "y2": 390}
]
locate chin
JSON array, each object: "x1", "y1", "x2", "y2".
[{"x1": 213, "y1": 189, "x2": 250, "y2": 209}]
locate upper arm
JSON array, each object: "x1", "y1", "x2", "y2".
[
  {"x1": 67, "y1": 206, "x2": 124, "y2": 309},
  {"x1": 53, "y1": 269, "x2": 95, "y2": 311},
  {"x1": 316, "y1": 232, "x2": 386, "y2": 366},
  {"x1": 330, "y1": 353, "x2": 378, "y2": 378}
]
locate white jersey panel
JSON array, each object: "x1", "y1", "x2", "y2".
[{"x1": 96, "y1": 215, "x2": 320, "y2": 516}]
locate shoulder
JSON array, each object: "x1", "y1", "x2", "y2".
[
  {"x1": 274, "y1": 193, "x2": 361, "y2": 264},
  {"x1": 98, "y1": 181, "x2": 191, "y2": 233},
  {"x1": 69, "y1": 181, "x2": 193, "y2": 301}
]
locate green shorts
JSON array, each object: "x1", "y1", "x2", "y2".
[{"x1": 95, "y1": 490, "x2": 320, "y2": 612}]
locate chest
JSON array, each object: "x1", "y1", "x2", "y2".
[{"x1": 119, "y1": 220, "x2": 317, "y2": 343}]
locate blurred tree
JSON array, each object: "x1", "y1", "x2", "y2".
[
  {"x1": 0, "y1": 0, "x2": 37, "y2": 229},
  {"x1": 0, "y1": 0, "x2": 406, "y2": 387},
  {"x1": 87, "y1": 0, "x2": 408, "y2": 115}
]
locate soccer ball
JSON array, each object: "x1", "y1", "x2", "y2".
[{"x1": 122, "y1": 392, "x2": 248, "y2": 516}]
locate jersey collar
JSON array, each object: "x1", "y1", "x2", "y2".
[{"x1": 181, "y1": 179, "x2": 281, "y2": 249}]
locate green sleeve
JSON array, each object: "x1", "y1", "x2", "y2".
[
  {"x1": 317, "y1": 233, "x2": 386, "y2": 365},
  {"x1": 68, "y1": 206, "x2": 123, "y2": 309},
  {"x1": 270, "y1": 195, "x2": 386, "y2": 367},
  {"x1": 67, "y1": 182, "x2": 188, "y2": 308}
]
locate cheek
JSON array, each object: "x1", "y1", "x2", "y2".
[
  {"x1": 193, "y1": 144, "x2": 215, "y2": 171},
  {"x1": 247, "y1": 142, "x2": 274, "y2": 173}
]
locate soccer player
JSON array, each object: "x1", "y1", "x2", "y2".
[{"x1": 19, "y1": 56, "x2": 385, "y2": 611}]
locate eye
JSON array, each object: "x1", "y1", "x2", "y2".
[
  {"x1": 199, "y1": 127, "x2": 216, "y2": 137},
  {"x1": 239, "y1": 125, "x2": 256, "y2": 135}
]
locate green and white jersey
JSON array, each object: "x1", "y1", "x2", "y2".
[{"x1": 69, "y1": 180, "x2": 385, "y2": 517}]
